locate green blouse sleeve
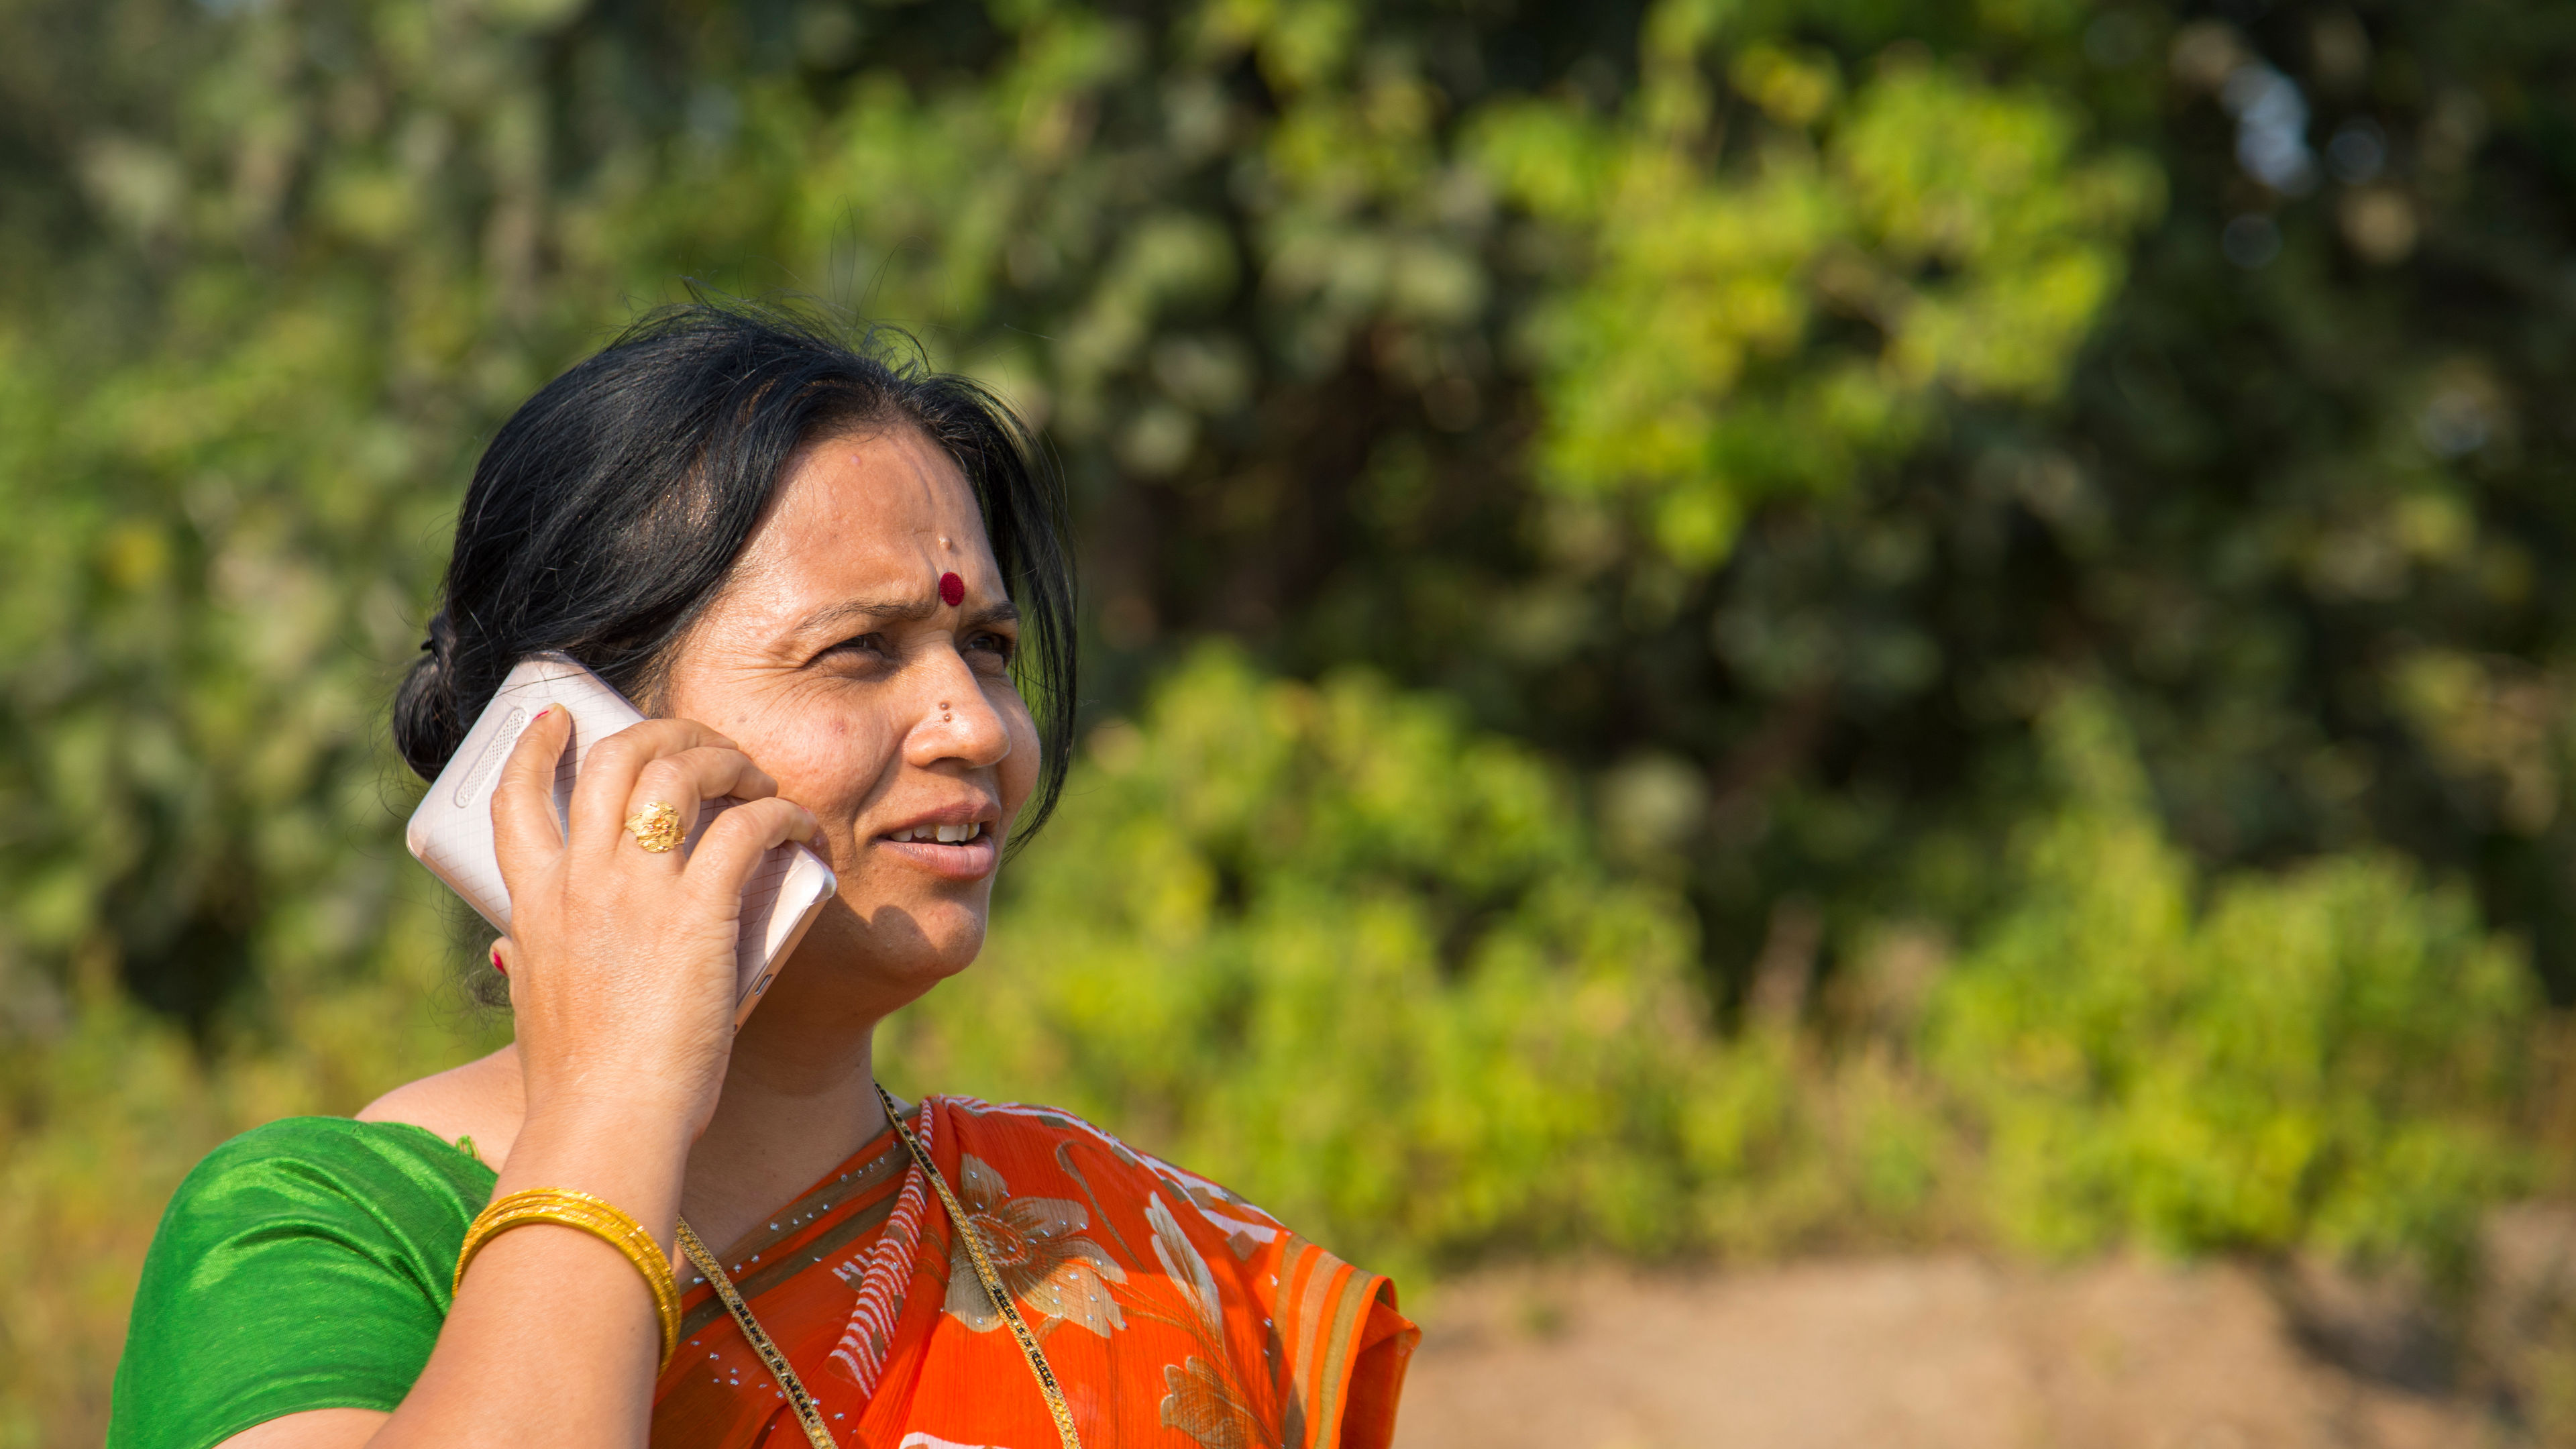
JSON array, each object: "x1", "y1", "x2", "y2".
[{"x1": 109, "y1": 1116, "x2": 497, "y2": 1449}]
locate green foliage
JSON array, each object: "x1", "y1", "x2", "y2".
[
  {"x1": 1929, "y1": 692, "x2": 2536, "y2": 1268},
  {"x1": 0, "y1": 280, "x2": 466, "y2": 1026},
  {"x1": 1480, "y1": 42, "x2": 2161, "y2": 561},
  {"x1": 7, "y1": 0, "x2": 2573, "y2": 1042}
]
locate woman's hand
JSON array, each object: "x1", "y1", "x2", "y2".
[
  {"x1": 490, "y1": 707, "x2": 818, "y2": 1144},
  {"x1": 273, "y1": 709, "x2": 826, "y2": 1449}
]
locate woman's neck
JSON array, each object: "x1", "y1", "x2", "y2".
[{"x1": 676, "y1": 977, "x2": 895, "y2": 1252}]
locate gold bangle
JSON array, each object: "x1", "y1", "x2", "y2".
[{"x1": 454, "y1": 1187, "x2": 682, "y2": 1368}]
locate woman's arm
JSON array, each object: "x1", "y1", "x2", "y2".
[{"x1": 214, "y1": 706, "x2": 815, "y2": 1449}]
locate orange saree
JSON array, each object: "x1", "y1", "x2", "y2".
[{"x1": 651, "y1": 1097, "x2": 1416, "y2": 1449}]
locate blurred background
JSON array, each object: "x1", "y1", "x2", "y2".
[{"x1": 4, "y1": 0, "x2": 2575, "y2": 1443}]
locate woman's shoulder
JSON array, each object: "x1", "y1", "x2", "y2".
[
  {"x1": 115, "y1": 1117, "x2": 494, "y2": 1449},
  {"x1": 165, "y1": 1113, "x2": 495, "y2": 1236},
  {"x1": 930, "y1": 1096, "x2": 1417, "y2": 1449},
  {"x1": 932, "y1": 1094, "x2": 1140, "y2": 1154},
  {"x1": 934, "y1": 1096, "x2": 1224, "y2": 1179},
  {"x1": 194, "y1": 1111, "x2": 484, "y2": 1168},
  {"x1": 932, "y1": 1095, "x2": 1298, "y2": 1252},
  {"x1": 352, "y1": 1043, "x2": 523, "y2": 1168}
]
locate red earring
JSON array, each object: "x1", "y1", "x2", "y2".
[
  {"x1": 490, "y1": 947, "x2": 506, "y2": 978},
  {"x1": 938, "y1": 572, "x2": 965, "y2": 607}
]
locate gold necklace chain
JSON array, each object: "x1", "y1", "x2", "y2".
[
  {"x1": 670, "y1": 1087, "x2": 1082, "y2": 1449},
  {"x1": 674, "y1": 1218, "x2": 839, "y2": 1449},
  {"x1": 875, "y1": 1082, "x2": 1084, "y2": 1449}
]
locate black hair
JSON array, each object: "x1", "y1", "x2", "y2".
[{"x1": 394, "y1": 299, "x2": 1077, "y2": 847}]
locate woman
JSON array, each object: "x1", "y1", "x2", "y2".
[{"x1": 110, "y1": 304, "x2": 1415, "y2": 1449}]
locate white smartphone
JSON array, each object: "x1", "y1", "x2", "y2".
[{"x1": 404, "y1": 652, "x2": 839, "y2": 1028}]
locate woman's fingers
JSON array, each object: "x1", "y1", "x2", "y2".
[
  {"x1": 491, "y1": 706, "x2": 574, "y2": 879},
  {"x1": 619, "y1": 747, "x2": 782, "y2": 854},
  {"x1": 652, "y1": 747, "x2": 779, "y2": 804},
  {"x1": 562, "y1": 719, "x2": 744, "y2": 853},
  {"x1": 684, "y1": 798, "x2": 820, "y2": 910}
]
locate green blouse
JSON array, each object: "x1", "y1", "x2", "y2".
[{"x1": 110, "y1": 1117, "x2": 497, "y2": 1449}]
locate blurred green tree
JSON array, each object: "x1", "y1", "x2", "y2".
[
  {"x1": 1927, "y1": 689, "x2": 2534, "y2": 1271},
  {"x1": 1, "y1": 0, "x2": 2571, "y2": 1082}
]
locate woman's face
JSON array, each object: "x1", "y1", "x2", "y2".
[{"x1": 657, "y1": 424, "x2": 1040, "y2": 1005}]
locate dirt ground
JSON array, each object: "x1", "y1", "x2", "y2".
[{"x1": 1388, "y1": 1214, "x2": 2576, "y2": 1449}]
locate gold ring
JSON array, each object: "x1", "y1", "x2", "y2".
[{"x1": 624, "y1": 801, "x2": 682, "y2": 853}]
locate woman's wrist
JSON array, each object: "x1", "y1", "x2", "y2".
[
  {"x1": 521, "y1": 1077, "x2": 707, "y2": 1134},
  {"x1": 520, "y1": 1046, "x2": 718, "y2": 1127},
  {"x1": 496, "y1": 1099, "x2": 696, "y2": 1230}
]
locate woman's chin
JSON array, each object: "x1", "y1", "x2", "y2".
[
  {"x1": 896, "y1": 918, "x2": 988, "y2": 984},
  {"x1": 796, "y1": 894, "x2": 989, "y2": 989}
]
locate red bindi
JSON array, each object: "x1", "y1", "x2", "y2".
[{"x1": 938, "y1": 572, "x2": 965, "y2": 607}]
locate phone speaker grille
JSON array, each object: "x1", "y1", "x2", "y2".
[{"x1": 453, "y1": 706, "x2": 530, "y2": 807}]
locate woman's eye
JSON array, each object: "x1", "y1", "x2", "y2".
[
  {"x1": 967, "y1": 630, "x2": 1016, "y2": 661},
  {"x1": 828, "y1": 632, "x2": 892, "y2": 661}
]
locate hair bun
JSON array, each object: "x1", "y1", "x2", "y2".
[
  {"x1": 425, "y1": 610, "x2": 455, "y2": 660},
  {"x1": 392, "y1": 608, "x2": 466, "y2": 782}
]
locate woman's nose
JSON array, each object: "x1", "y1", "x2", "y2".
[{"x1": 906, "y1": 662, "x2": 1011, "y2": 769}]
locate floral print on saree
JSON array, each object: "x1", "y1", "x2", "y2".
[{"x1": 649, "y1": 1097, "x2": 1415, "y2": 1449}]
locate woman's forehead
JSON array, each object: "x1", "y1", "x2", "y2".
[
  {"x1": 749, "y1": 429, "x2": 994, "y2": 577},
  {"x1": 782, "y1": 427, "x2": 979, "y2": 531}
]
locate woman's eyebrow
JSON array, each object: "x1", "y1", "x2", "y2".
[
  {"x1": 791, "y1": 595, "x2": 1019, "y2": 640},
  {"x1": 794, "y1": 596, "x2": 936, "y2": 638}
]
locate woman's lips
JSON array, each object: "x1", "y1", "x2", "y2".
[{"x1": 872, "y1": 830, "x2": 1000, "y2": 882}]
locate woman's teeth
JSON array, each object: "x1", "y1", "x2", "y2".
[{"x1": 888, "y1": 822, "x2": 984, "y2": 844}]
